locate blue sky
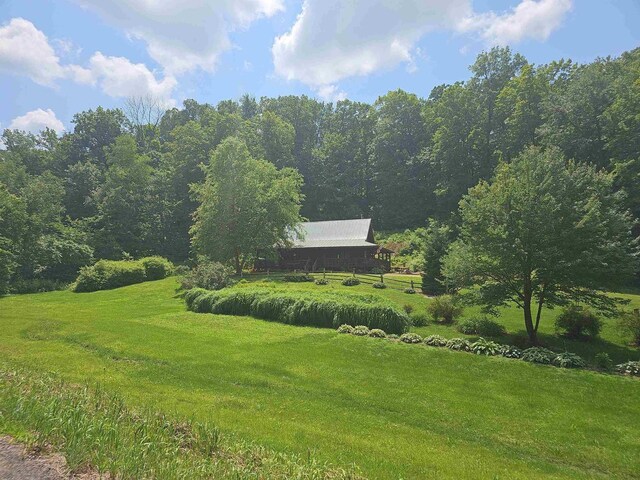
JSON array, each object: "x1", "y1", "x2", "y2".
[{"x1": 1, "y1": 0, "x2": 639, "y2": 134}]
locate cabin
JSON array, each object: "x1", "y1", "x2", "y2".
[{"x1": 257, "y1": 218, "x2": 393, "y2": 272}]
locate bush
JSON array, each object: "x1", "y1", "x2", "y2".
[
  {"x1": 410, "y1": 312, "x2": 429, "y2": 327},
  {"x1": 521, "y1": 347, "x2": 556, "y2": 364},
  {"x1": 400, "y1": 333, "x2": 422, "y2": 344},
  {"x1": 594, "y1": 352, "x2": 613, "y2": 371},
  {"x1": 369, "y1": 329, "x2": 387, "y2": 338},
  {"x1": 499, "y1": 345, "x2": 523, "y2": 359},
  {"x1": 283, "y1": 273, "x2": 314, "y2": 282},
  {"x1": 337, "y1": 324, "x2": 354, "y2": 334},
  {"x1": 180, "y1": 261, "x2": 234, "y2": 291},
  {"x1": 554, "y1": 304, "x2": 601, "y2": 340},
  {"x1": 470, "y1": 338, "x2": 501, "y2": 356},
  {"x1": 140, "y1": 256, "x2": 174, "y2": 280},
  {"x1": 9, "y1": 278, "x2": 68, "y2": 294},
  {"x1": 619, "y1": 309, "x2": 640, "y2": 346},
  {"x1": 403, "y1": 304, "x2": 414, "y2": 314},
  {"x1": 457, "y1": 317, "x2": 506, "y2": 337},
  {"x1": 427, "y1": 295, "x2": 463, "y2": 324},
  {"x1": 446, "y1": 338, "x2": 471, "y2": 351},
  {"x1": 73, "y1": 259, "x2": 147, "y2": 292},
  {"x1": 615, "y1": 361, "x2": 640, "y2": 376},
  {"x1": 387, "y1": 334, "x2": 399, "y2": 340},
  {"x1": 341, "y1": 277, "x2": 360, "y2": 286},
  {"x1": 372, "y1": 282, "x2": 387, "y2": 289},
  {"x1": 424, "y1": 335, "x2": 448, "y2": 347},
  {"x1": 403, "y1": 288, "x2": 416, "y2": 294},
  {"x1": 184, "y1": 287, "x2": 411, "y2": 334},
  {"x1": 314, "y1": 278, "x2": 329, "y2": 285},
  {"x1": 352, "y1": 325, "x2": 370, "y2": 336},
  {"x1": 553, "y1": 352, "x2": 586, "y2": 369}
]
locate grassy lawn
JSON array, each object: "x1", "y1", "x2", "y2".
[{"x1": 0, "y1": 277, "x2": 639, "y2": 479}]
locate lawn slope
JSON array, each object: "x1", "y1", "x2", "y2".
[{"x1": 0, "y1": 278, "x2": 639, "y2": 479}]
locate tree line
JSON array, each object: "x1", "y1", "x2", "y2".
[{"x1": 1, "y1": 46, "x2": 639, "y2": 293}]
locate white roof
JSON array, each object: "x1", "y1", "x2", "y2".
[{"x1": 290, "y1": 219, "x2": 377, "y2": 249}]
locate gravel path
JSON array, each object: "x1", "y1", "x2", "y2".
[{"x1": 0, "y1": 436, "x2": 67, "y2": 480}]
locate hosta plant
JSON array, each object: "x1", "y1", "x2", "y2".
[
  {"x1": 521, "y1": 347, "x2": 556, "y2": 364},
  {"x1": 446, "y1": 338, "x2": 471, "y2": 351},
  {"x1": 369, "y1": 329, "x2": 387, "y2": 338},
  {"x1": 372, "y1": 282, "x2": 387, "y2": 289},
  {"x1": 424, "y1": 335, "x2": 448, "y2": 347},
  {"x1": 615, "y1": 361, "x2": 640, "y2": 376},
  {"x1": 337, "y1": 324, "x2": 354, "y2": 334},
  {"x1": 400, "y1": 333, "x2": 422, "y2": 344},
  {"x1": 314, "y1": 278, "x2": 329, "y2": 285},
  {"x1": 499, "y1": 345, "x2": 523, "y2": 359},
  {"x1": 341, "y1": 277, "x2": 361, "y2": 286},
  {"x1": 552, "y1": 352, "x2": 586, "y2": 369},
  {"x1": 352, "y1": 325, "x2": 370, "y2": 336},
  {"x1": 470, "y1": 338, "x2": 501, "y2": 356}
]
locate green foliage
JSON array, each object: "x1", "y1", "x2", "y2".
[
  {"x1": 445, "y1": 338, "x2": 471, "y2": 351},
  {"x1": 141, "y1": 256, "x2": 174, "y2": 280},
  {"x1": 615, "y1": 361, "x2": 640, "y2": 376},
  {"x1": 180, "y1": 261, "x2": 234, "y2": 291},
  {"x1": 352, "y1": 325, "x2": 370, "y2": 336},
  {"x1": 595, "y1": 352, "x2": 614, "y2": 371},
  {"x1": 424, "y1": 335, "x2": 448, "y2": 347},
  {"x1": 369, "y1": 329, "x2": 387, "y2": 338},
  {"x1": 427, "y1": 295, "x2": 463, "y2": 324},
  {"x1": 552, "y1": 352, "x2": 586, "y2": 369},
  {"x1": 554, "y1": 305, "x2": 602, "y2": 340},
  {"x1": 403, "y1": 288, "x2": 416, "y2": 294},
  {"x1": 409, "y1": 312, "x2": 429, "y2": 327},
  {"x1": 341, "y1": 277, "x2": 361, "y2": 286},
  {"x1": 521, "y1": 347, "x2": 556, "y2": 365},
  {"x1": 470, "y1": 338, "x2": 501, "y2": 356},
  {"x1": 372, "y1": 282, "x2": 387, "y2": 289},
  {"x1": 403, "y1": 304, "x2": 414, "y2": 314},
  {"x1": 619, "y1": 309, "x2": 640, "y2": 346},
  {"x1": 283, "y1": 273, "x2": 314, "y2": 282},
  {"x1": 314, "y1": 278, "x2": 329, "y2": 285},
  {"x1": 457, "y1": 317, "x2": 506, "y2": 337},
  {"x1": 400, "y1": 333, "x2": 422, "y2": 344},
  {"x1": 337, "y1": 324, "x2": 354, "y2": 334},
  {"x1": 378, "y1": 228, "x2": 427, "y2": 271},
  {"x1": 184, "y1": 286, "x2": 410, "y2": 334},
  {"x1": 421, "y1": 220, "x2": 453, "y2": 295},
  {"x1": 443, "y1": 146, "x2": 638, "y2": 343},
  {"x1": 499, "y1": 345, "x2": 523, "y2": 359}
]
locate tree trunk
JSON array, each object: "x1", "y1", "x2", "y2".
[
  {"x1": 523, "y1": 276, "x2": 538, "y2": 345},
  {"x1": 234, "y1": 250, "x2": 242, "y2": 276}
]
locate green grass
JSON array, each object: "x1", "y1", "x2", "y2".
[{"x1": 1, "y1": 278, "x2": 639, "y2": 479}]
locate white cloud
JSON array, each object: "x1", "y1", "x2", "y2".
[
  {"x1": 0, "y1": 17, "x2": 65, "y2": 85},
  {"x1": 73, "y1": 0, "x2": 285, "y2": 74},
  {"x1": 8, "y1": 109, "x2": 65, "y2": 134},
  {"x1": 459, "y1": 0, "x2": 573, "y2": 45},
  {"x1": 273, "y1": 0, "x2": 572, "y2": 93},
  {"x1": 316, "y1": 84, "x2": 347, "y2": 102}
]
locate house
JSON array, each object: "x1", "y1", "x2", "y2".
[{"x1": 257, "y1": 218, "x2": 393, "y2": 272}]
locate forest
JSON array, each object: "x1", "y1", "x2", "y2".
[{"x1": 1, "y1": 46, "x2": 639, "y2": 293}]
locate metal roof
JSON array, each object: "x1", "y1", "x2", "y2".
[{"x1": 290, "y1": 219, "x2": 378, "y2": 249}]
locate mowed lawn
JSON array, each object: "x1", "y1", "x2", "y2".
[{"x1": 1, "y1": 278, "x2": 639, "y2": 479}]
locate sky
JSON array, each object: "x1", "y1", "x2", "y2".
[{"x1": 1, "y1": 0, "x2": 639, "y2": 135}]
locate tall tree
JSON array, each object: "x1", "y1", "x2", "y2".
[
  {"x1": 191, "y1": 137, "x2": 304, "y2": 274},
  {"x1": 442, "y1": 146, "x2": 638, "y2": 344}
]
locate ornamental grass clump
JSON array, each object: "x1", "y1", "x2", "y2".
[
  {"x1": 424, "y1": 335, "x2": 448, "y2": 347},
  {"x1": 470, "y1": 338, "x2": 501, "y2": 356},
  {"x1": 427, "y1": 295, "x2": 463, "y2": 324},
  {"x1": 594, "y1": 352, "x2": 613, "y2": 371},
  {"x1": 400, "y1": 333, "x2": 422, "y2": 344},
  {"x1": 521, "y1": 347, "x2": 556, "y2": 365}
]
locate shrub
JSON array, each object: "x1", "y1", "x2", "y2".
[
  {"x1": 387, "y1": 334, "x2": 399, "y2": 340},
  {"x1": 552, "y1": 352, "x2": 586, "y2": 369},
  {"x1": 283, "y1": 273, "x2": 314, "y2": 282},
  {"x1": 337, "y1": 324, "x2": 354, "y2": 334},
  {"x1": 427, "y1": 295, "x2": 463, "y2": 324},
  {"x1": 554, "y1": 304, "x2": 601, "y2": 340},
  {"x1": 424, "y1": 335, "x2": 448, "y2": 347},
  {"x1": 521, "y1": 347, "x2": 556, "y2": 364},
  {"x1": 372, "y1": 282, "x2": 387, "y2": 289},
  {"x1": 619, "y1": 309, "x2": 640, "y2": 346},
  {"x1": 400, "y1": 333, "x2": 422, "y2": 344},
  {"x1": 594, "y1": 352, "x2": 613, "y2": 371},
  {"x1": 499, "y1": 345, "x2": 523, "y2": 359},
  {"x1": 314, "y1": 278, "x2": 329, "y2": 285},
  {"x1": 410, "y1": 312, "x2": 429, "y2": 327},
  {"x1": 615, "y1": 361, "x2": 640, "y2": 376},
  {"x1": 180, "y1": 261, "x2": 234, "y2": 291},
  {"x1": 341, "y1": 277, "x2": 360, "y2": 286},
  {"x1": 140, "y1": 256, "x2": 174, "y2": 280},
  {"x1": 73, "y1": 259, "x2": 147, "y2": 292},
  {"x1": 446, "y1": 338, "x2": 471, "y2": 351},
  {"x1": 9, "y1": 278, "x2": 68, "y2": 294},
  {"x1": 184, "y1": 286, "x2": 411, "y2": 334},
  {"x1": 470, "y1": 338, "x2": 501, "y2": 356},
  {"x1": 352, "y1": 325, "x2": 370, "y2": 336},
  {"x1": 369, "y1": 329, "x2": 387, "y2": 338},
  {"x1": 457, "y1": 317, "x2": 506, "y2": 337},
  {"x1": 403, "y1": 288, "x2": 416, "y2": 294},
  {"x1": 403, "y1": 304, "x2": 414, "y2": 314}
]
